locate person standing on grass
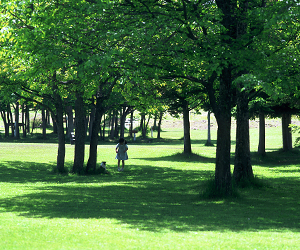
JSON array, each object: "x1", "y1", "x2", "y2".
[{"x1": 115, "y1": 138, "x2": 128, "y2": 172}]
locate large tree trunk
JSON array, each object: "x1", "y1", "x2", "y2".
[
  {"x1": 282, "y1": 112, "x2": 292, "y2": 151},
  {"x1": 213, "y1": 67, "x2": 233, "y2": 196},
  {"x1": 215, "y1": 114, "x2": 232, "y2": 195},
  {"x1": 88, "y1": 106, "x2": 96, "y2": 141},
  {"x1": 86, "y1": 106, "x2": 103, "y2": 173},
  {"x1": 213, "y1": 0, "x2": 245, "y2": 195},
  {"x1": 86, "y1": 77, "x2": 118, "y2": 171},
  {"x1": 257, "y1": 111, "x2": 266, "y2": 156},
  {"x1": 182, "y1": 102, "x2": 192, "y2": 154},
  {"x1": 52, "y1": 82, "x2": 66, "y2": 173},
  {"x1": 72, "y1": 91, "x2": 86, "y2": 174},
  {"x1": 233, "y1": 88, "x2": 254, "y2": 184}
]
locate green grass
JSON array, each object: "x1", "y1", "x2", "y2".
[{"x1": 0, "y1": 122, "x2": 300, "y2": 249}]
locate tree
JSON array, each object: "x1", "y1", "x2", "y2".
[
  {"x1": 161, "y1": 79, "x2": 206, "y2": 154},
  {"x1": 233, "y1": 81, "x2": 254, "y2": 184},
  {"x1": 117, "y1": 0, "x2": 234, "y2": 194},
  {"x1": 249, "y1": 94, "x2": 272, "y2": 156},
  {"x1": 2, "y1": 0, "x2": 124, "y2": 174},
  {"x1": 86, "y1": 75, "x2": 119, "y2": 173},
  {"x1": 271, "y1": 103, "x2": 299, "y2": 151},
  {"x1": 254, "y1": 30, "x2": 300, "y2": 152},
  {"x1": 117, "y1": 0, "x2": 300, "y2": 195}
]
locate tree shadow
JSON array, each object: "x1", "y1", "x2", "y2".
[
  {"x1": 0, "y1": 161, "x2": 110, "y2": 184},
  {"x1": 0, "y1": 162, "x2": 300, "y2": 233},
  {"x1": 251, "y1": 149, "x2": 300, "y2": 170},
  {"x1": 130, "y1": 138, "x2": 237, "y2": 146},
  {"x1": 131, "y1": 152, "x2": 216, "y2": 164}
]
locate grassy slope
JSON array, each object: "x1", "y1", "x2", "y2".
[{"x1": 0, "y1": 115, "x2": 300, "y2": 249}]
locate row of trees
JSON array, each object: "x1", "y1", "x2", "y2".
[{"x1": 1, "y1": 0, "x2": 299, "y2": 195}]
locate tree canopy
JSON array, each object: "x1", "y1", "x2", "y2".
[{"x1": 1, "y1": 0, "x2": 299, "y2": 195}]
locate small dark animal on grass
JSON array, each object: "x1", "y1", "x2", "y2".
[{"x1": 99, "y1": 161, "x2": 109, "y2": 174}]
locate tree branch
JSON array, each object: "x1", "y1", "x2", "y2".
[{"x1": 13, "y1": 92, "x2": 54, "y2": 114}]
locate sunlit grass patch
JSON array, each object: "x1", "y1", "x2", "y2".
[{"x1": 1, "y1": 124, "x2": 300, "y2": 249}]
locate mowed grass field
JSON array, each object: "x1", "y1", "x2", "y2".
[{"x1": 0, "y1": 114, "x2": 300, "y2": 249}]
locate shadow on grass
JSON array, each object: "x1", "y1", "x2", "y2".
[
  {"x1": 0, "y1": 132, "x2": 59, "y2": 144},
  {"x1": 132, "y1": 152, "x2": 216, "y2": 164},
  {"x1": 130, "y1": 138, "x2": 237, "y2": 147},
  {"x1": 251, "y1": 149, "x2": 300, "y2": 170},
  {"x1": 0, "y1": 161, "x2": 111, "y2": 184},
  {"x1": 0, "y1": 161, "x2": 300, "y2": 233}
]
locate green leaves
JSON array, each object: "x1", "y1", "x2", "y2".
[{"x1": 1, "y1": 0, "x2": 299, "y2": 116}]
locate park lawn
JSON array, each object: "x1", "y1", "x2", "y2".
[{"x1": 0, "y1": 125, "x2": 300, "y2": 249}]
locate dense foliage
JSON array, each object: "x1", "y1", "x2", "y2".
[{"x1": 1, "y1": 0, "x2": 299, "y2": 195}]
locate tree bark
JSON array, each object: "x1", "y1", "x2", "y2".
[
  {"x1": 233, "y1": 89, "x2": 254, "y2": 184},
  {"x1": 257, "y1": 111, "x2": 266, "y2": 156},
  {"x1": 120, "y1": 106, "x2": 132, "y2": 138},
  {"x1": 213, "y1": 0, "x2": 243, "y2": 195},
  {"x1": 21, "y1": 104, "x2": 26, "y2": 138},
  {"x1": 8, "y1": 106, "x2": 14, "y2": 137},
  {"x1": 46, "y1": 110, "x2": 50, "y2": 126},
  {"x1": 282, "y1": 112, "x2": 292, "y2": 151},
  {"x1": 215, "y1": 114, "x2": 232, "y2": 195},
  {"x1": 157, "y1": 111, "x2": 163, "y2": 139},
  {"x1": 52, "y1": 113, "x2": 57, "y2": 134},
  {"x1": 213, "y1": 67, "x2": 233, "y2": 196},
  {"x1": 86, "y1": 104, "x2": 103, "y2": 173},
  {"x1": 25, "y1": 104, "x2": 30, "y2": 134},
  {"x1": 86, "y1": 77, "x2": 118, "y2": 171},
  {"x1": 42, "y1": 108, "x2": 47, "y2": 139},
  {"x1": 31, "y1": 111, "x2": 37, "y2": 134},
  {"x1": 141, "y1": 113, "x2": 146, "y2": 138},
  {"x1": 89, "y1": 106, "x2": 96, "y2": 141},
  {"x1": 109, "y1": 110, "x2": 116, "y2": 139},
  {"x1": 52, "y1": 82, "x2": 66, "y2": 173},
  {"x1": 101, "y1": 114, "x2": 106, "y2": 141},
  {"x1": 129, "y1": 110, "x2": 134, "y2": 137},
  {"x1": 120, "y1": 107, "x2": 126, "y2": 138},
  {"x1": 72, "y1": 91, "x2": 86, "y2": 174},
  {"x1": 65, "y1": 105, "x2": 74, "y2": 139},
  {"x1": 205, "y1": 111, "x2": 213, "y2": 146},
  {"x1": 153, "y1": 113, "x2": 157, "y2": 128},
  {"x1": 14, "y1": 101, "x2": 20, "y2": 139},
  {"x1": 114, "y1": 110, "x2": 119, "y2": 138},
  {"x1": 1, "y1": 111, "x2": 9, "y2": 137},
  {"x1": 183, "y1": 102, "x2": 192, "y2": 154}
]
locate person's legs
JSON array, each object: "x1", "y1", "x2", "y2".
[
  {"x1": 121, "y1": 160, "x2": 125, "y2": 171},
  {"x1": 117, "y1": 160, "x2": 121, "y2": 171}
]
